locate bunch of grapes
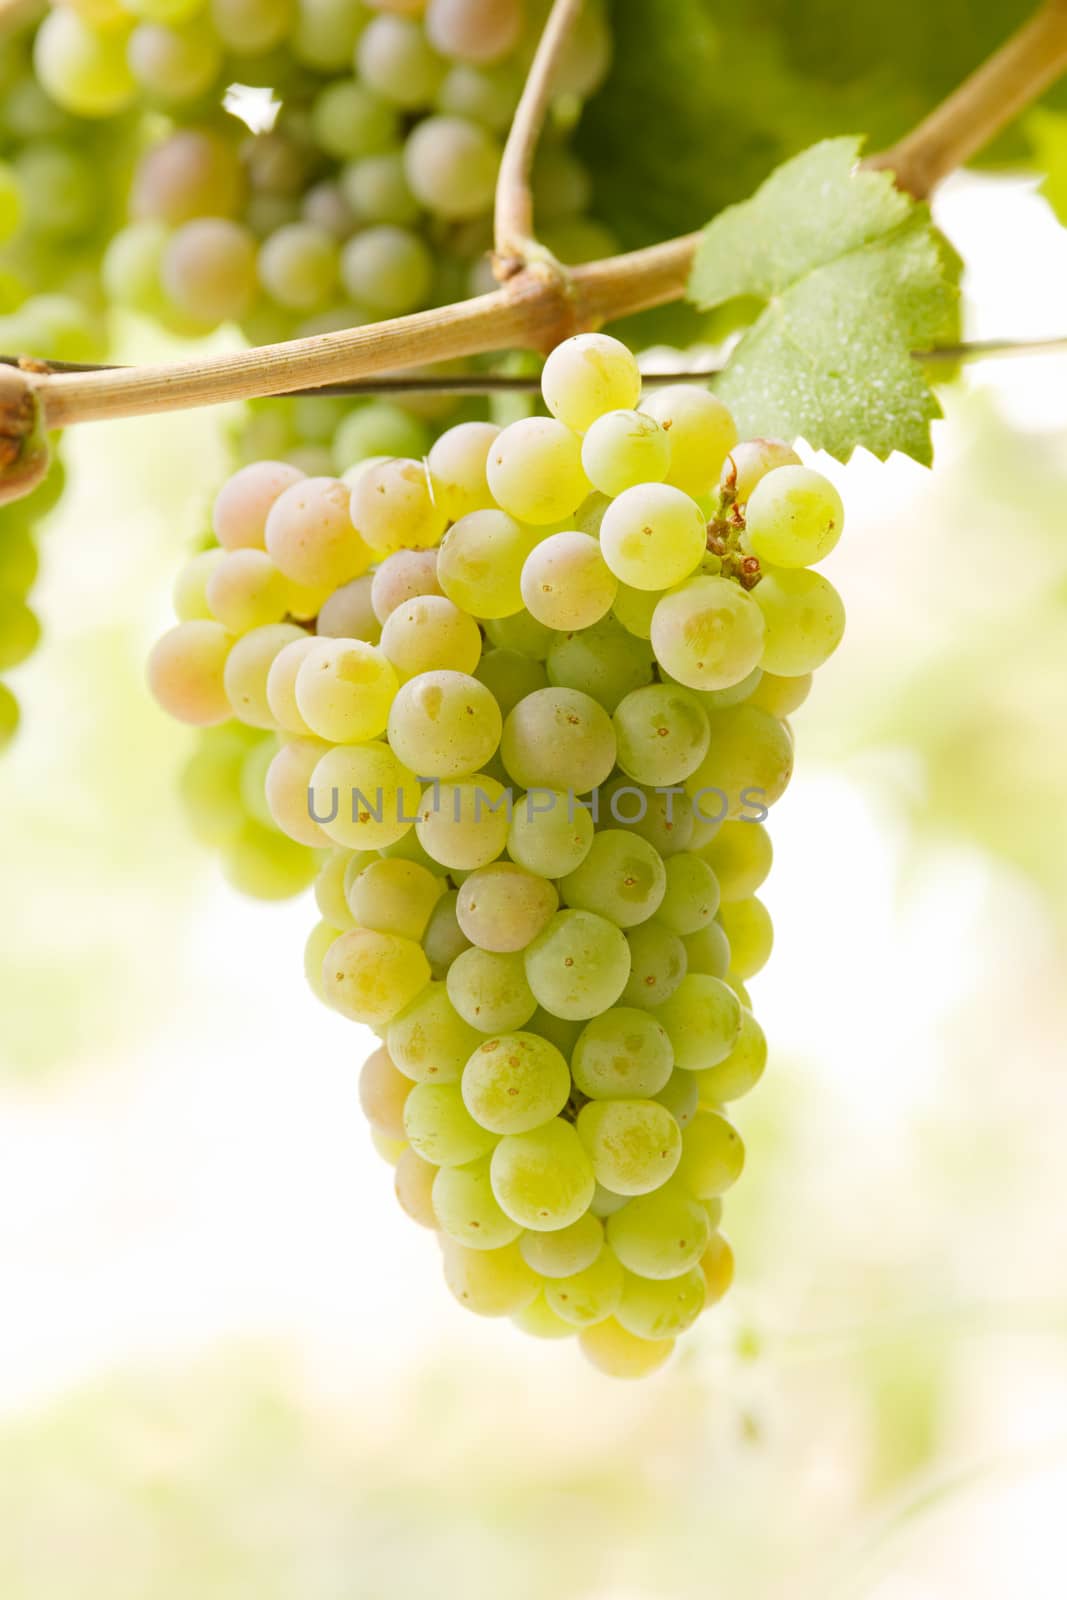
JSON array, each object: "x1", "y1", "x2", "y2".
[
  {"x1": 55, "y1": 0, "x2": 615, "y2": 339},
  {"x1": 147, "y1": 331, "x2": 847, "y2": 1377}
]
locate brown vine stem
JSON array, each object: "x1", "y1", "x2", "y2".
[
  {"x1": 6, "y1": 0, "x2": 1067, "y2": 442},
  {"x1": 865, "y1": 0, "x2": 1067, "y2": 199},
  {"x1": 493, "y1": 0, "x2": 585, "y2": 273}
]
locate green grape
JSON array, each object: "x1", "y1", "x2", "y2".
[
  {"x1": 204, "y1": 549, "x2": 287, "y2": 634},
  {"x1": 589, "y1": 1183, "x2": 628, "y2": 1219},
  {"x1": 747, "y1": 669, "x2": 812, "y2": 718},
  {"x1": 483, "y1": 609, "x2": 554, "y2": 659},
  {"x1": 729, "y1": 975, "x2": 753, "y2": 1010},
  {"x1": 387, "y1": 978, "x2": 483, "y2": 1083},
  {"x1": 486, "y1": 417, "x2": 590, "y2": 526},
  {"x1": 639, "y1": 385, "x2": 738, "y2": 499},
  {"x1": 348, "y1": 857, "x2": 444, "y2": 941},
  {"x1": 676, "y1": 1109, "x2": 745, "y2": 1198},
  {"x1": 293, "y1": 0, "x2": 367, "y2": 69},
  {"x1": 33, "y1": 9, "x2": 136, "y2": 117},
  {"x1": 369, "y1": 549, "x2": 442, "y2": 624},
  {"x1": 753, "y1": 566, "x2": 846, "y2": 675},
  {"x1": 620, "y1": 921, "x2": 687, "y2": 1010},
  {"x1": 745, "y1": 465, "x2": 844, "y2": 567},
  {"x1": 258, "y1": 221, "x2": 339, "y2": 312},
  {"x1": 456, "y1": 862, "x2": 558, "y2": 952},
  {"x1": 264, "y1": 636, "x2": 319, "y2": 736},
  {"x1": 15, "y1": 141, "x2": 97, "y2": 239},
  {"x1": 606, "y1": 1181, "x2": 711, "y2": 1279},
  {"x1": 357, "y1": 13, "x2": 446, "y2": 108},
  {"x1": 613, "y1": 683, "x2": 710, "y2": 787},
  {"x1": 175, "y1": 728, "x2": 248, "y2": 846},
  {"x1": 699, "y1": 819, "x2": 772, "y2": 901},
  {"x1": 422, "y1": 888, "x2": 472, "y2": 977},
  {"x1": 500, "y1": 686, "x2": 616, "y2": 794},
  {"x1": 650, "y1": 576, "x2": 766, "y2": 692},
  {"x1": 545, "y1": 618, "x2": 655, "y2": 713},
  {"x1": 437, "y1": 508, "x2": 534, "y2": 619},
  {"x1": 323, "y1": 925, "x2": 430, "y2": 1024},
  {"x1": 524, "y1": 909, "x2": 631, "y2": 1021},
  {"x1": 161, "y1": 218, "x2": 259, "y2": 326},
  {"x1": 652, "y1": 1070, "x2": 699, "y2": 1128},
  {"x1": 520, "y1": 531, "x2": 617, "y2": 632},
  {"x1": 341, "y1": 150, "x2": 420, "y2": 226},
  {"x1": 506, "y1": 788, "x2": 594, "y2": 878},
  {"x1": 656, "y1": 853, "x2": 720, "y2": 936},
  {"x1": 386, "y1": 669, "x2": 502, "y2": 778},
  {"x1": 403, "y1": 114, "x2": 501, "y2": 219},
  {"x1": 379, "y1": 595, "x2": 482, "y2": 680},
  {"x1": 404, "y1": 1080, "x2": 497, "y2": 1165},
  {"x1": 0, "y1": 161, "x2": 20, "y2": 243},
  {"x1": 519, "y1": 1213, "x2": 603, "y2": 1278},
  {"x1": 446, "y1": 946, "x2": 536, "y2": 1033},
  {"x1": 311, "y1": 78, "x2": 398, "y2": 161},
  {"x1": 612, "y1": 580, "x2": 659, "y2": 640},
  {"x1": 580, "y1": 409, "x2": 671, "y2": 497},
  {"x1": 475, "y1": 649, "x2": 547, "y2": 717},
  {"x1": 598, "y1": 777, "x2": 695, "y2": 858},
  {"x1": 700, "y1": 1231, "x2": 735, "y2": 1304},
  {"x1": 540, "y1": 333, "x2": 640, "y2": 435},
  {"x1": 394, "y1": 1145, "x2": 438, "y2": 1227},
  {"x1": 222, "y1": 623, "x2": 307, "y2": 728},
  {"x1": 426, "y1": 421, "x2": 500, "y2": 521},
  {"x1": 435, "y1": 61, "x2": 520, "y2": 130},
  {"x1": 426, "y1": 0, "x2": 523, "y2": 63},
  {"x1": 690, "y1": 665, "x2": 764, "y2": 712},
  {"x1": 491, "y1": 1117, "x2": 595, "y2": 1230},
  {"x1": 127, "y1": 19, "x2": 221, "y2": 102},
  {"x1": 560, "y1": 830, "x2": 665, "y2": 929},
  {"x1": 222, "y1": 820, "x2": 316, "y2": 899},
  {"x1": 692, "y1": 1006, "x2": 767, "y2": 1104},
  {"x1": 440, "y1": 1238, "x2": 539, "y2": 1316},
  {"x1": 721, "y1": 437, "x2": 800, "y2": 504},
  {"x1": 415, "y1": 774, "x2": 512, "y2": 870},
  {"x1": 657, "y1": 974, "x2": 741, "y2": 1071},
  {"x1": 263, "y1": 474, "x2": 371, "y2": 590},
  {"x1": 334, "y1": 406, "x2": 430, "y2": 473},
  {"x1": 309, "y1": 740, "x2": 421, "y2": 850},
  {"x1": 579, "y1": 1316, "x2": 674, "y2": 1378},
  {"x1": 304, "y1": 917, "x2": 341, "y2": 1001},
  {"x1": 172, "y1": 549, "x2": 224, "y2": 623},
  {"x1": 314, "y1": 846, "x2": 360, "y2": 929},
  {"x1": 616, "y1": 1267, "x2": 706, "y2": 1339},
  {"x1": 341, "y1": 224, "x2": 433, "y2": 315},
  {"x1": 545, "y1": 1247, "x2": 624, "y2": 1327},
  {"x1": 512, "y1": 1293, "x2": 578, "y2": 1339},
  {"x1": 577, "y1": 1099, "x2": 682, "y2": 1194},
  {"x1": 359, "y1": 1043, "x2": 413, "y2": 1139},
  {"x1": 527, "y1": 1006, "x2": 582, "y2": 1061},
  {"x1": 682, "y1": 922, "x2": 731, "y2": 980},
  {"x1": 213, "y1": 460, "x2": 303, "y2": 552},
  {"x1": 293, "y1": 638, "x2": 398, "y2": 743},
  {"x1": 432, "y1": 1156, "x2": 522, "y2": 1249},
  {"x1": 685, "y1": 705, "x2": 794, "y2": 822},
  {"x1": 210, "y1": 0, "x2": 292, "y2": 50},
  {"x1": 264, "y1": 736, "x2": 331, "y2": 846},
  {"x1": 131, "y1": 127, "x2": 244, "y2": 226},
  {"x1": 718, "y1": 895, "x2": 773, "y2": 979},
  {"x1": 239, "y1": 736, "x2": 278, "y2": 829},
  {"x1": 317, "y1": 574, "x2": 381, "y2": 641},
  {"x1": 599, "y1": 483, "x2": 706, "y2": 591},
  {"x1": 100, "y1": 219, "x2": 169, "y2": 315},
  {"x1": 147, "y1": 619, "x2": 232, "y2": 726},
  {"x1": 462, "y1": 1031, "x2": 571, "y2": 1134},
  {"x1": 571, "y1": 1007, "x2": 673, "y2": 1099}
]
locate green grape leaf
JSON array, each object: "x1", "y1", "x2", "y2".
[{"x1": 688, "y1": 139, "x2": 961, "y2": 465}]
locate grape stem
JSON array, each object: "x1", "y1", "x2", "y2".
[
  {"x1": 492, "y1": 0, "x2": 586, "y2": 276},
  {"x1": 865, "y1": 0, "x2": 1067, "y2": 198},
  {"x1": 1, "y1": 3, "x2": 1065, "y2": 452}
]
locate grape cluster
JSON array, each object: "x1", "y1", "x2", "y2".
[
  {"x1": 74, "y1": 0, "x2": 614, "y2": 339},
  {"x1": 0, "y1": 456, "x2": 66, "y2": 752},
  {"x1": 147, "y1": 331, "x2": 847, "y2": 1376}
]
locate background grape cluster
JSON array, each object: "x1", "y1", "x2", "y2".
[{"x1": 145, "y1": 332, "x2": 847, "y2": 1376}]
